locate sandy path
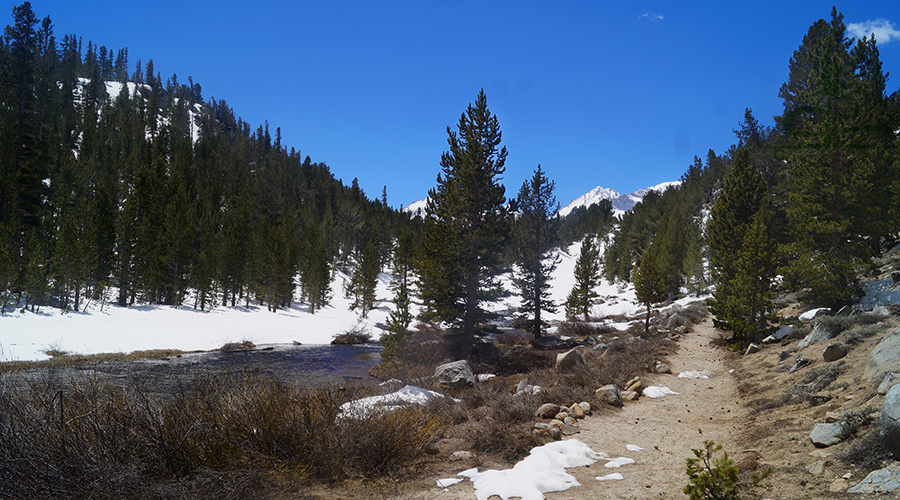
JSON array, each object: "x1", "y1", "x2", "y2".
[
  {"x1": 406, "y1": 316, "x2": 744, "y2": 500},
  {"x1": 564, "y1": 316, "x2": 743, "y2": 499}
]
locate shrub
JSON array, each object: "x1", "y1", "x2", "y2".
[
  {"x1": 332, "y1": 322, "x2": 373, "y2": 345},
  {"x1": 684, "y1": 440, "x2": 770, "y2": 500}
]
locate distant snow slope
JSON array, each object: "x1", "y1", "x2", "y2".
[{"x1": 558, "y1": 180, "x2": 681, "y2": 217}]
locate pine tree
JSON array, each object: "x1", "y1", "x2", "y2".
[
  {"x1": 511, "y1": 165, "x2": 560, "y2": 337},
  {"x1": 565, "y1": 235, "x2": 602, "y2": 321},
  {"x1": 707, "y1": 147, "x2": 777, "y2": 342},
  {"x1": 383, "y1": 231, "x2": 415, "y2": 362},
  {"x1": 418, "y1": 90, "x2": 509, "y2": 355},
  {"x1": 632, "y1": 241, "x2": 669, "y2": 334},
  {"x1": 345, "y1": 237, "x2": 379, "y2": 317}
]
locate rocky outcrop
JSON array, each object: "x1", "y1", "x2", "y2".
[
  {"x1": 847, "y1": 461, "x2": 900, "y2": 494},
  {"x1": 881, "y1": 384, "x2": 900, "y2": 458},
  {"x1": 435, "y1": 360, "x2": 475, "y2": 389},
  {"x1": 864, "y1": 327, "x2": 900, "y2": 381},
  {"x1": 556, "y1": 348, "x2": 586, "y2": 372}
]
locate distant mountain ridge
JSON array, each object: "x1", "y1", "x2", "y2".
[
  {"x1": 558, "y1": 181, "x2": 681, "y2": 217},
  {"x1": 402, "y1": 180, "x2": 680, "y2": 218}
]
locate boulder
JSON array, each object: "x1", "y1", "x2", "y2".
[
  {"x1": 435, "y1": 360, "x2": 475, "y2": 390},
  {"x1": 556, "y1": 348, "x2": 586, "y2": 372},
  {"x1": 847, "y1": 461, "x2": 900, "y2": 494},
  {"x1": 857, "y1": 279, "x2": 900, "y2": 311},
  {"x1": 809, "y1": 423, "x2": 847, "y2": 447},
  {"x1": 745, "y1": 343, "x2": 761, "y2": 355},
  {"x1": 568, "y1": 403, "x2": 585, "y2": 419},
  {"x1": 773, "y1": 324, "x2": 795, "y2": 341},
  {"x1": 881, "y1": 384, "x2": 900, "y2": 458},
  {"x1": 536, "y1": 403, "x2": 563, "y2": 419},
  {"x1": 578, "y1": 401, "x2": 592, "y2": 414},
  {"x1": 878, "y1": 372, "x2": 900, "y2": 395},
  {"x1": 864, "y1": 327, "x2": 900, "y2": 381},
  {"x1": 822, "y1": 342, "x2": 848, "y2": 362},
  {"x1": 533, "y1": 335, "x2": 581, "y2": 350},
  {"x1": 595, "y1": 384, "x2": 623, "y2": 407},
  {"x1": 655, "y1": 360, "x2": 672, "y2": 374}
]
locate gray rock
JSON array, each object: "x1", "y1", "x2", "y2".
[
  {"x1": 806, "y1": 460, "x2": 828, "y2": 475},
  {"x1": 797, "y1": 322, "x2": 835, "y2": 349},
  {"x1": 655, "y1": 360, "x2": 672, "y2": 374},
  {"x1": 595, "y1": 384, "x2": 623, "y2": 407},
  {"x1": 591, "y1": 342, "x2": 608, "y2": 352},
  {"x1": 857, "y1": 279, "x2": 900, "y2": 311},
  {"x1": 533, "y1": 422, "x2": 552, "y2": 431},
  {"x1": 882, "y1": 384, "x2": 900, "y2": 458},
  {"x1": 789, "y1": 357, "x2": 811, "y2": 373},
  {"x1": 564, "y1": 416, "x2": 578, "y2": 426},
  {"x1": 536, "y1": 403, "x2": 563, "y2": 419},
  {"x1": 847, "y1": 461, "x2": 900, "y2": 494},
  {"x1": 879, "y1": 372, "x2": 900, "y2": 395},
  {"x1": 823, "y1": 342, "x2": 848, "y2": 362},
  {"x1": 773, "y1": 324, "x2": 795, "y2": 341},
  {"x1": 449, "y1": 451, "x2": 475, "y2": 461},
  {"x1": 560, "y1": 424, "x2": 581, "y2": 435},
  {"x1": 745, "y1": 343, "x2": 761, "y2": 355},
  {"x1": 435, "y1": 360, "x2": 475, "y2": 389},
  {"x1": 556, "y1": 348, "x2": 586, "y2": 372},
  {"x1": 874, "y1": 305, "x2": 892, "y2": 317},
  {"x1": 810, "y1": 423, "x2": 847, "y2": 447},
  {"x1": 578, "y1": 401, "x2": 592, "y2": 413},
  {"x1": 864, "y1": 327, "x2": 900, "y2": 381}
]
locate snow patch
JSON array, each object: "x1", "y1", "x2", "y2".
[{"x1": 642, "y1": 386, "x2": 680, "y2": 398}]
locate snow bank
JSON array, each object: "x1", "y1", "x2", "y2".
[
  {"x1": 338, "y1": 385, "x2": 448, "y2": 418},
  {"x1": 456, "y1": 440, "x2": 606, "y2": 500},
  {"x1": 678, "y1": 370, "x2": 713, "y2": 379},
  {"x1": 642, "y1": 386, "x2": 680, "y2": 398}
]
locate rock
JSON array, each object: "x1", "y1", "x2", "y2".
[
  {"x1": 878, "y1": 372, "x2": 900, "y2": 395},
  {"x1": 591, "y1": 342, "x2": 608, "y2": 352},
  {"x1": 857, "y1": 279, "x2": 900, "y2": 311},
  {"x1": 829, "y1": 478, "x2": 849, "y2": 493},
  {"x1": 864, "y1": 327, "x2": 900, "y2": 381},
  {"x1": 788, "y1": 357, "x2": 811, "y2": 373},
  {"x1": 773, "y1": 324, "x2": 795, "y2": 340},
  {"x1": 568, "y1": 403, "x2": 585, "y2": 419},
  {"x1": 745, "y1": 343, "x2": 761, "y2": 355},
  {"x1": 449, "y1": 451, "x2": 475, "y2": 462},
  {"x1": 824, "y1": 411, "x2": 842, "y2": 423},
  {"x1": 822, "y1": 342, "x2": 848, "y2": 362},
  {"x1": 809, "y1": 423, "x2": 847, "y2": 447},
  {"x1": 549, "y1": 427, "x2": 562, "y2": 440},
  {"x1": 655, "y1": 360, "x2": 672, "y2": 374},
  {"x1": 533, "y1": 422, "x2": 552, "y2": 431},
  {"x1": 578, "y1": 401, "x2": 592, "y2": 414},
  {"x1": 799, "y1": 308, "x2": 832, "y2": 321},
  {"x1": 806, "y1": 460, "x2": 829, "y2": 475},
  {"x1": 536, "y1": 403, "x2": 562, "y2": 419},
  {"x1": 581, "y1": 335, "x2": 601, "y2": 346},
  {"x1": 564, "y1": 416, "x2": 578, "y2": 426},
  {"x1": 595, "y1": 384, "x2": 623, "y2": 407},
  {"x1": 560, "y1": 424, "x2": 581, "y2": 435},
  {"x1": 874, "y1": 305, "x2": 892, "y2": 317},
  {"x1": 556, "y1": 348, "x2": 586, "y2": 372},
  {"x1": 882, "y1": 384, "x2": 900, "y2": 458},
  {"x1": 435, "y1": 360, "x2": 476, "y2": 389},
  {"x1": 620, "y1": 390, "x2": 639, "y2": 401},
  {"x1": 846, "y1": 461, "x2": 900, "y2": 494},
  {"x1": 625, "y1": 377, "x2": 643, "y2": 393},
  {"x1": 797, "y1": 321, "x2": 835, "y2": 348},
  {"x1": 554, "y1": 412, "x2": 569, "y2": 421}
]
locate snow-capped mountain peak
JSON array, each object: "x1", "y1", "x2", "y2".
[{"x1": 559, "y1": 180, "x2": 681, "y2": 217}]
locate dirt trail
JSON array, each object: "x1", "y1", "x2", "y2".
[
  {"x1": 405, "y1": 316, "x2": 744, "y2": 500},
  {"x1": 565, "y1": 315, "x2": 744, "y2": 499}
]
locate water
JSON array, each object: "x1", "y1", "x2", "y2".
[{"x1": 3, "y1": 343, "x2": 384, "y2": 395}]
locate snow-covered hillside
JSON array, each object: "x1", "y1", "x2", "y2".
[
  {"x1": 0, "y1": 238, "x2": 659, "y2": 362},
  {"x1": 558, "y1": 181, "x2": 681, "y2": 218}
]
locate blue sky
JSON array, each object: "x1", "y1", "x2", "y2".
[{"x1": 24, "y1": 1, "x2": 900, "y2": 208}]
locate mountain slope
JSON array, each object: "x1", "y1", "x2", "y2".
[{"x1": 558, "y1": 181, "x2": 681, "y2": 217}]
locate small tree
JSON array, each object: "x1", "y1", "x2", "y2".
[
  {"x1": 382, "y1": 232, "x2": 415, "y2": 362},
  {"x1": 511, "y1": 165, "x2": 561, "y2": 338},
  {"x1": 345, "y1": 238, "x2": 379, "y2": 318},
  {"x1": 684, "y1": 440, "x2": 771, "y2": 500},
  {"x1": 565, "y1": 235, "x2": 602, "y2": 321},
  {"x1": 632, "y1": 241, "x2": 669, "y2": 334}
]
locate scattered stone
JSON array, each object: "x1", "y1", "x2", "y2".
[
  {"x1": 625, "y1": 377, "x2": 643, "y2": 393},
  {"x1": 555, "y1": 412, "x2": 569, "y2": 421},
  {"x1": 824, "y1": 412, "x2": 842, "y2": 423},
  {"x1": 596, "y1": 384, "x2": 623, "y2": 407},
  {"x1": 655, "y1": 360, "x2": 672, "y2": 374},
  {"x1": 823, "y1": 342, "x2": 848, "y2": 362},
  {"x1": 882, "y1": 384, "x2": 900, "y2": 458},
  {"x1": 560, "y1": 424, "x2": 581, "y2": 436},
  {"x1": 569, "y1": 403, "x2": 585, "y2": 419},
  {"x1": 808, "y1": 449, "x2": 833, "y2": 459},
  {"x1": 805, "y1": 460, "x2": 828, "y2": 475},
  {"x1": 578, "y1": 401, "x2": 592, "y2": 414},
  {"x1": 620, "y1": 390, "x2": 639, "y2": 401},
  {"x1": 745, "y1": 343, "x2": 761, "y2": 355},
  {"x1": 774, "y1": 324, "x2": 796, "y2": 341},
  {"x1": 788, "y1": 357, "x2": 811, "y2": 373},
  {"x1": 797, "y1": 321, "x2": 835, "y2": 348},
  {"x1": 449, "y1": 451, "x2": 475, "y2": 462},
  {"x1": 533, "y1": 422, "x2": 552, "y2": 431},
  {"x1": 829, "y1": 478, "x2": 849, "y2": 493},
  {"x1": 564, "y1": 416, "x2": 578, "y2": 426},
  {"x1": 864, "y1": 327, "x2": 900, "y2": 381},
  {"x1": 536, "y1": 403, "x2": 563, "y2": 419},
  {"x1": 549, "y1": 427, "x2": 562, "y2": 440},
  {"x1": 878, "y1": 372, "x2": 900, "y2": 395},
  {"x1": 809, "y1": 423, "x2": 847, "y2": 447},
  {"x1": 556, "y1": 348, "x2": 586, "y2": 373},
  {"x1": 435, "y1": 360, "x2": 476, "y2": 389},
  {"x1": 847, "y1": 461, "x2": 900, "y2": 494}
]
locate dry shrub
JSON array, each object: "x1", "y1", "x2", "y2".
[
  {"x1": 800, "y1": 362, "x2": 845, "y2": 392},
  {"x1": 556, "y1": 321, "x2": 617, "y2": 337},
  {"x1": 496, "y1": 329, "x2": 534, "y2": 346},
  {"x1": 0, "y1": 370, "x2": 450, "y2": 499},
  {"x1": 837, "y1": 428, "x2": 892, "y2": 472}
]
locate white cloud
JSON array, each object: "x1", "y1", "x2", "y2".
[
  {"x1": 639, "y1": 12, "x2": 664, "y2": 22},
  {"x1": 848, "y1": 19, "x2": 900, "y2": 44}
]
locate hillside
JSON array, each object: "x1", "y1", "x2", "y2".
[{"x1": 558, "y1": 180, "x2": 681, "y2": 217}]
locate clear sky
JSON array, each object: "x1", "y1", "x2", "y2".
[{"x1": 21, "y1": 1, "x2": 900, "y2": 208}]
